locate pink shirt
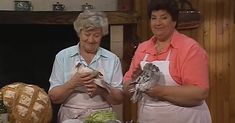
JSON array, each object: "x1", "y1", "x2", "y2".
[{"x1": 124, "y1": 30, "x2": 209, "y2": 89}]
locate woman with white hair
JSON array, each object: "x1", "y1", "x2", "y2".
[{"x1": 48, "y1": 10, "x2": 123, "y2": 123}]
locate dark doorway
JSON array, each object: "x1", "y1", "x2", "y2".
[{"x1": 0, "y1": 24, "x2": 110, "y2": 123}]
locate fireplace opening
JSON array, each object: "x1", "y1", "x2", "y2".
[
  {"x1": 0, "y1": 24, "x2": 110, "y2": 122},
  {"x1": 0, "y1": 24, "x2": 110, "y2": 88}
]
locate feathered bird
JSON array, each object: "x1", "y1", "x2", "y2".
[
  {"x1": 129, "y1": 63, "x2": 161, "y2": 103},
  {"x1": 75, "y1": 63, "x2": 111, "y2": 93}
]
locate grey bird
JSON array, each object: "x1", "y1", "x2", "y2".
[{"x1": 129, "y1": 63, "x2": 161, "y2": 103}]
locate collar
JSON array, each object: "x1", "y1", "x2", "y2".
[
  {"x1": 142, "y1": 30, "x2": 181, "y2": 55},
  {"x1": 70, "y1": 43, "x2": 108, "y2": 59}
]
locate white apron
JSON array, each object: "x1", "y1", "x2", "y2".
[
  {"x1": 58, "y1": 56, "x2": 112, "y2": 123},
  {"x1": 138, "y1": 51, "x2": 212, "y2": 123},
  {"x1": 58, "y1": 92, "x2": 111, "y2": 123}
]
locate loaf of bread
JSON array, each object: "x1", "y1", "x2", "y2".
[{"x1": 1, "y1": 82, "x2": 52, "y2": 123}]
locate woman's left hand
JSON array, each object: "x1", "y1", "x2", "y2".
[
  {"x1": 84, "y1": 81, "x2": 98, "y2": 97},
  {"x1": 83, "y1": 73, "x2": 99, "y2": 97},
  {"x1": 144, "y1": 86, "x2": 159, "y2": 98}
]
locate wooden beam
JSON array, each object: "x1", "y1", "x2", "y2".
[{"x1": 0, "y1": 11, "x2": 138, "y2": 25}]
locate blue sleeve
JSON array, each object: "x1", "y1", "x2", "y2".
[{"x1": 49, "y1": 53, "x2": 65, "y2": 91}]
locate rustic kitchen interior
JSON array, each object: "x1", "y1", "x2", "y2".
[{"x1": 0, "y1": 0, "x2": 234, "y2": 123}]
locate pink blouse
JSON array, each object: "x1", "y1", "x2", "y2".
[{"x1": 124, "y1": 30, "x2": 209, "y2": 89}]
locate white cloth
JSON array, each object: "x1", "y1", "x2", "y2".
[{"x1": 58, "y1": 102, "x2": 112, "y2": 123}]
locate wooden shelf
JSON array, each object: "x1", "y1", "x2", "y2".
[{"x1": 0, "y1": 11, "x2": 139, "y2": 25}]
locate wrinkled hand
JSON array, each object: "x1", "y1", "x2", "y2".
[
  {"x1": 144, "y1": 86, "x2": 163, "y2": 100},
  {"x1": 144, "y1": 87, "x2": 156, "y2": 98},
  {"x1": 74, "y1": 63, "x2": 102, "y2": 97},
  {"x1": 125, "y1": 65, "x2": 140, "y2": 88},
  {"x1": 83, "y1": 78, "x2": 99, "y2": 97},
  {"x1": 69, "y1": 72, "x2": 98, "y2": 96},
  {"x1": 128, "y1": 65, "x2": 143, "y2": 89},
  {"x1": 68, "y1": 72, "x2": 91, "y2": 87}
]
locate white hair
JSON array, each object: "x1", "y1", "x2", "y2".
[{"x1": 73, "y1": 10, "x2": 109, "y2": 36}]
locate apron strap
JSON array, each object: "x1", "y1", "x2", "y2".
[
  {"x1": 143, "y1": 54, "x2": 149, "y2": 61},
  {"x1": 166, "y1": 50, "x2": 172, "y2": 61}
]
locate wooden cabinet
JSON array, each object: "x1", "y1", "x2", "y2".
[{"x1": 117, "y1": 0, "x2": 134, "y2": 11}]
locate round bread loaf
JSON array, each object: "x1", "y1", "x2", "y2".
[{"x1": 0, "y1": 82, "x2": 52, "y2": 123}]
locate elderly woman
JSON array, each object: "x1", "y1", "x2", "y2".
[
  {"x1": 124, "y1": 0, "x2": 212, "y2": 123},
  {"x1": 48, "y1": 10, "x2": 123, "y2": 123}
]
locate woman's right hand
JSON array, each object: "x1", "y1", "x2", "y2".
[
  {"x1": 124, "y1": 65, "x2": 143, "y2": 94},
  {"x1": 68, "y1": 72, "x2": 95, "y2": 89}
]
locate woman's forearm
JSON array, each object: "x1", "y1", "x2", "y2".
[
  {"x1": 146, "y1": 85, "x2": 209, "y2": 107},
  {"x1": 98, "y1": 86, "x2": 123, "y2": 105},
  {"x1": 48, "y1": 81, "x2": 75, "y2": 104}
]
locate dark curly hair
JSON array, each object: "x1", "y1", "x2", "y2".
[{"x1": 148, "y1": 0, "x2": 179, "y2": 21}]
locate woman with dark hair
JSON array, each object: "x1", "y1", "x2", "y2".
[{"x1": 124, "y1": 0, "x2": 212, "y2": 122}]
